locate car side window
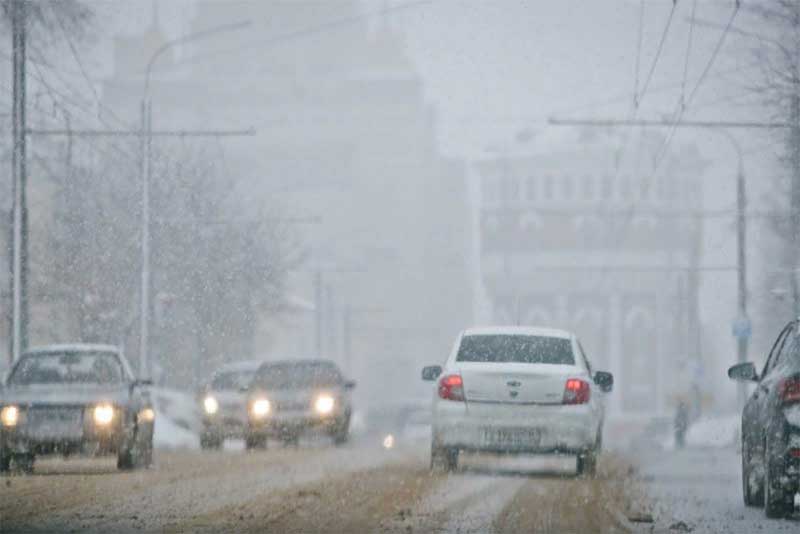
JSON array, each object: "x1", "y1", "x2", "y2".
[
  {"x1": 763, "y1": 324, "x2": 793, "y2": 378},
  {"x1": 773, "y1": 326, "x2": 800, "y2": 375}
]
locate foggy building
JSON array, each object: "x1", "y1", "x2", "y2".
[
  {"x1": 101, "y1": 1, "x2": 473, "y2": 395},
  {"x1": 471, "y1": 133, "x2": 706, "y2": 414}
]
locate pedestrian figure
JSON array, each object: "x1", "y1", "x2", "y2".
[{"x1": 674, "y1": 399, "x2": 689, "y2": 449}]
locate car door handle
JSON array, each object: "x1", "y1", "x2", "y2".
[{"x1": 506, "y1": 380, "x2": 521, "y2": 387}]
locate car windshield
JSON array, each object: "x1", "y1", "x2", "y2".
[
  {"x1": 254, "y1": 362, "x2": 342, "y2": 389},
  {"x1": 8, "y1": 352, "x2": 125, "y2": 385},
  {"x1": 210, "y1": 370, "x2": 253, "y2": 391},
  {"x1": 456, "y1": 335, "x2": 575, "y2": 365}
]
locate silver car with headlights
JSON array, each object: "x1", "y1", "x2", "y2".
[
  {"x1": 245, "y1": 360, "x2": 355, "y2": 448},
  {"x1": 199, "y1": 360, "x2": 261, "y2": 449},
  {"x1": 0, "y1": 344, "x2": 154, "y2": 473}
]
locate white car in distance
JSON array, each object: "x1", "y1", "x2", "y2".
[{"x1": 422, "y1": 327, "x2": 613, "y2": 476}]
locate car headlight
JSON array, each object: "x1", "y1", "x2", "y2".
[
  {"x1": 314, "y1": 394, "x2": 335, "y2": 415},
  {"x1": 251, "y1": 398, "x2": 271, "y2": 418},
  {"x1": 93, "y1": 404, "x2": 115, "y2": 426},
  {"x1": 138, "y1": 407, "x2": 156, "y2": 423},
  {"x1": 383, "y1": 433, "x2": 395, "y2": 449},
  {"x1": 203, "y1": 396, "x2": 219, "y2": 415},
  {"x1": 1, "y1": 405, "x2": 19, "y2": 427}
]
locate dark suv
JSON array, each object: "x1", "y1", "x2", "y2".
[
  {"x1": 729, "y1": 320, "x2": 800, "y2": 518},
  {"x1": 244, "y1": 360, "x2": 355, "y2": 448}
]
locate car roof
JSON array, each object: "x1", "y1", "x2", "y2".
[
  {"x1": 215, "y1": 360, "x2": 264, "y2": 373},
  {"x1": 23, "y1": 343, "x2": 122, "y2": 355},
  {"x1": 256, "y1": 358, "x2": 339, "y2": 370},
  {"x1": 462, "y1": 326, "x2": 574, "y2": 340}
]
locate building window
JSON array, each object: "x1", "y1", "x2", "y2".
[
  {"x1": 482, "y1": 177, "x2": 500, "y2": 204},
  {"x1": 562, "y1": 176, "x2": 573, "y2": 199},
  {"x1": 602, "y1": 175, "x2": 613, "y2": 200},
  {"x1": 619, "y1": 176, "x2": 631, "y2": 200},
  {"x1": 543, "y1": 176, "x2": 555, "y2": 200},
  {"x1": 503, "y1": 177, "x2": 520, "y2": 203},
  {"x1": 525, "y1": 176, "x2": 537, "y2": 202},
  {"x1": 583, "y1": 175, "x2": 595, "y2": 200}
]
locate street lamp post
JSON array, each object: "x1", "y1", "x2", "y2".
[
  {"x1": 716, "y1": 130, "x2": 749, "y2": 409},
  {"x1": 138, "y1": 21, "x2": 250, "y2": 378}
]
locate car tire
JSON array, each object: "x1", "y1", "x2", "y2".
[
  {"x1": 0, "y1": 454, "x2": 10, "y2": 473},
  {"x1": 245, "y1": 435, "x2": 267, "y2": 450},
  {"x1": 764, "y1": 437, "x2": 790, "y2": 518},
  {"x1": 331, "y1": 417, "x2": 350, "y2": 446},
  {"x1": 117, "y1": 448, "x2": 135, "y2": 470},
  {"x1": 13, "y1": 454, "x2": 34, "y2": 474},
  {"x1": 200, "y1": 434, "x2": 223, "y2": 450},
  {"x1": 576, "y1": 450, "x2": 597, "y2": 478},
  {"x1": 742, "y1": 435, "x2": 764, "y2": 507},
  {"x1": 430, "y1": 445, "x2": 458, "y2": 472}
]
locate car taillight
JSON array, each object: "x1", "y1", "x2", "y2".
[
  {"x1": 438, "y1": 374, "x2": 464, "y2": 401},
  {"x1": 778, "y1": 376, "x2": 800, "y2": 405},
  {"x1": 563, "y1": 378, "x2": 590, "y2": 405}
]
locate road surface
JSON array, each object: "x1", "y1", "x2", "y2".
[
  {"x1": 1, "y1": 440, "x2": 797, "y2": 532},
  {"x1": 2, "y1": 439, "x2": 636, "y2": 533}
]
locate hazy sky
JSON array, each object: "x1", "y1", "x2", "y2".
[{"x1": 100, "y1": 0, "x2": 779, "y2": 361}]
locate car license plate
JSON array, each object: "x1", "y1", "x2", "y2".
[
  {"x1": 25, "y1": 408, "x2": 83, "y2": 439},
  {"x1": 482, "y1": 428, "x2": 540, "y2": 448}
]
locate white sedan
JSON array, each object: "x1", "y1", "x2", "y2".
[{"x1": 422, "y1": 326, "x2": 613, "y2": 476}]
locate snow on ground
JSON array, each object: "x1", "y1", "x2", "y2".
[
  {"x1": 153, "y1": 409, "x2": 199, "y2": 450},
  {"x1": 634, "y1": 446, "x2": 798, "y2": 532}
]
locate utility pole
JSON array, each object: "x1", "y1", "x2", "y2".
[
  {"x1": 9, "y1": 0, "x2": 27, "y2": 364},
  {"x1": 791, "y1": 95, "x2": 800, "y2": 317},
  {"x1": 314, "y1": 270, "x2": 323, "y2": 357},
  {"x1": 549, "y1": 116, "x2": 777, "y2": 407}
]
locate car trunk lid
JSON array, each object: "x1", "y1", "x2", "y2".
[{"x1": 457, "y1": 363, "x2": 584, "y2": 405}]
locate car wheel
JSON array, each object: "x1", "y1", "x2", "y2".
[
  {"x1": 245, "y1": 435, "x2": 267, "y2": 450},
  {"x1": 13, "y1": 454, "x2": 34, "y2": 474},
  {"x1": 200, "y1": 434, "x2": 223, "y2": 450},
  {"x1": 117, "y1": 448, "x2": 135, "y2": 470},
  {"x1": 764, "y1": 437, "x2": 790, "y2": 518},
  {"x1": 0, "y1": 453, "x2": 10, "y2": 473},
  {"x1": 430, "y1": 445, "x2": 458, "y2": 472},
  {"x1": 331, "y1": 418, "x2": 350, "y2": 446},
  {"x1": 576, "y1": 450, "x2": 597, "y2": 478},
  {"x1": 742, "y1": 435, "x2": 764, "y2": 507}
]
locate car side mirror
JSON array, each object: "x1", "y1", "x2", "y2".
[
  {"x1": 422, "y1": 365, "x2": 442, "y2": 381},
  {"x1": 238, "y1": 385, "x2": 250, "y2": 393},
  {"x1": 728, "y1": 362, "x2": 758, "y2": 382},
  {"x1": 593, "y1": 371, "x2": 614, "y2": 392}
]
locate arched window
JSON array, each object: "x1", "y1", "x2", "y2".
[
  {"x1": 525, "y1": 176, "x2": 537, "y2": 202},
  {"x1": 562, "y1": 176, "x2": 573, "y2": 199},
  {"x1": 583, "y1": 175, "x2": 595, "y2": 200},
  {"x1": 544, "y1": 176, "x2": 555, "y2": 200},
  {"x1": 602, "y1": 175, "x2": 613, "y2": 200}
]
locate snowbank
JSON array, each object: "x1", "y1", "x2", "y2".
[
  {"x1": 154, "y1": 409, "x2": 199, "y2": 450},
  {"x1": 684, "y1": 414, "x2": 740, "y2": 449}
]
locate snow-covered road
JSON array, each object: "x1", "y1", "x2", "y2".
[
  {"x1": 633, "y1": 447, "x2": 799, "y2": 533},
  {"x1": 2, "y1": 442, "x2": 638, "y2": 533}
]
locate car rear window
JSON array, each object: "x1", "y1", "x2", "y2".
[{"x1": 456, "y1": 335, "x2": 574, "y2": 365}]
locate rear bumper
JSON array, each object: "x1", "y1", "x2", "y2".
[{"x1": 433, "y1": 400, "x2": 599, "y2": 454}]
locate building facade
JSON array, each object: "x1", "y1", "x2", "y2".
[{"x1": 472, "y1": 134, "x2": 705, "y2": 414}]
